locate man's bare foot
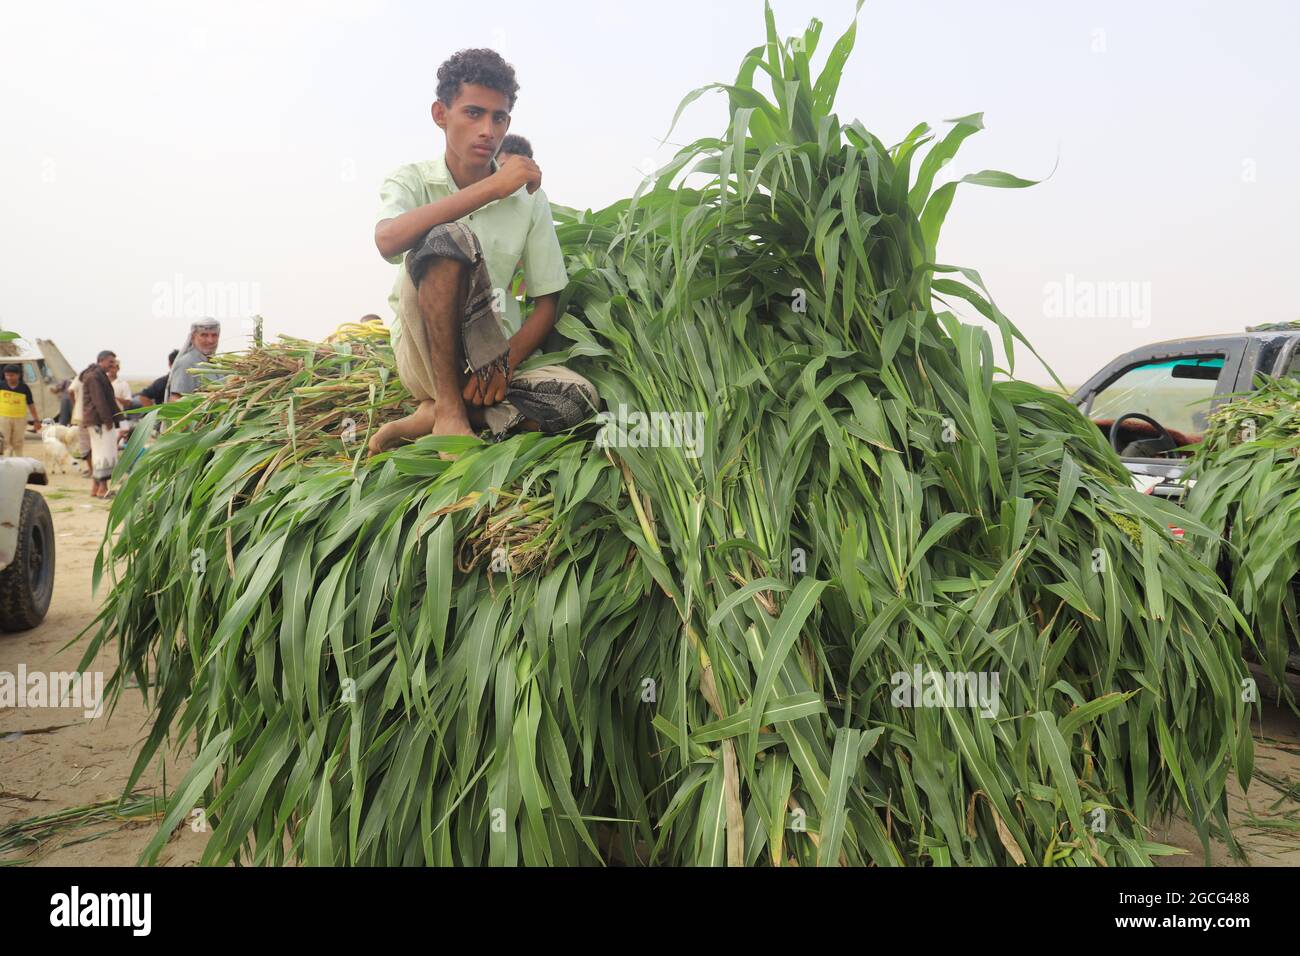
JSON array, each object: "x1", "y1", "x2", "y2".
[
  {"x1": 431, "y1": 409, "x2": 475, "y2": 438},
  {"x1": 429, "y1": 405, "x2": 476, "y2": 460},
  {"x1": 368, "y1": 400, "x2": 439, "y2": 455}
]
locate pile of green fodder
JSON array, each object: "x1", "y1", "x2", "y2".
[
  {"x1": 1184, "y1": 374, "x2": 1300, "y2": 704},
  {"x1": 85, "y1": 4, "x2": 1251, "y2": 866}
]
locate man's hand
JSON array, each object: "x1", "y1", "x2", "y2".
[
  {"x1": 494, "y1": 154, "x2": 542, "y2": 198},
  {"x1": 463, "y1": 368, "x2": 508, "y2": 407},
  {"x1": 462, "y1": 342, "x2": 528, "y2": 407}
]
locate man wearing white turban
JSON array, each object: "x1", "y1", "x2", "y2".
[{"x1": 167, "y1": 318, "x2": 223, "y2": 400}]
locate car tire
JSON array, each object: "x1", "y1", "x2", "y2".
[{"x1": 0, "y1": 489, "x2": 55, "y2": 631}]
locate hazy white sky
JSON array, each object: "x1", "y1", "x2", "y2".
[{"x1": 1, "y1": 0, "x2": 1296, "y2": 385}]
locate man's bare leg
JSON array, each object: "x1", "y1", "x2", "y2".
[
  {"x1": 369, "y1": 257, "x2": 476, "y2": 453},
  {"x1": 417, "y1": 257, "x2": 476, "y2": 438}
]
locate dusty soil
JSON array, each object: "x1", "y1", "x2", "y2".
[
  {"x1": 0, "y1": 456, "x2": 205, "y2": 866},
  {"x1": 0, "y1": 437, "x2": 1297, "y2": 866},
  {"x1": 1152, "y1": 671, "x2": 1300, "y2": 866}
]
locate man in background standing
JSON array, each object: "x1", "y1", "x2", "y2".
[
  {"x1": 0, "y1": 364, "x2": 41, "y2": 456},
  {"x1": 168, "y1": 319, "x2": 221, "y2": 400},
  {"x1": 55, "y1": 379, "x2": 73, "y2": 426},
  {"x1": 108, "y1": 357, "x2": 134, "y2": 410},
  {"x1": 80, "y1": 350, "x2": 122, "y2": 498},
  {"x1": 68, "y1": 372, "x2": 90, "y2": 474},
  {"x1": 139, "y1": 350, "x2": 178, "y2": 406}
]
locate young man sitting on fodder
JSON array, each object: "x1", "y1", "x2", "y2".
[{"x1": 368, "y1": 49, "x2": 598, "y2": 454}]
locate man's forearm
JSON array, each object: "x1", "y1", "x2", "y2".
[
  {"x1": 507, "y1": 293, "x2": 561, "y2": 366},
  {"x1": 375, "y1": 178, "x2": 503, "y2": 260}
]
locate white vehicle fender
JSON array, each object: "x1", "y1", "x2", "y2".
[{"x1": 0, "y1": 457, "x2": 47, "y2": 568}]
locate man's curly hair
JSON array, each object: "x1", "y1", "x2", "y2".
[{"x1": 436, "y1": 49, "x2": 519, "y2": 111}]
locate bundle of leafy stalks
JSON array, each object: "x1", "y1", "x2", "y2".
[
  {"x1": 87, "y1": 5, "x2": 1251, "y2": 866},
  {"x1": 1184, "y1": 375, "x2": 1300, "y2": 705}
]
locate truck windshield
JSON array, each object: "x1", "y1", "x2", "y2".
[{"x1": 1088, "y1": 355, "x2": 1225, "y2": 448}]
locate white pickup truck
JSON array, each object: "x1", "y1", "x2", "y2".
[
  {"x1": 0, "y1": 336, "x2": 64, "y2": 630},
  {"x1": 1073, "y1": 327, "x2": 1300, "y2": 672},
  {"x1": 6, "y1": 338, "x2": 78, "y2": 423},
  {"x1": 0, "y1": 457, "x2": 53, "y2": 631},
  {"x1": 1071, "y1": 327, "x2": 1300, "y2": 497}
]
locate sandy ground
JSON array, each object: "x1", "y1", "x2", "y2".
[
  {"x1": 1152, "y1": 674, "x2": 1300, "y2": 866},
  {"x1": 0, "y1": 436, "x2": 1297, "y2": 866},
  {"x1": 0, "y1": 450, "x2": 205, "y2": 866}
]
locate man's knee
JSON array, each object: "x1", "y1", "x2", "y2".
[
  {"x1": 417, "y1": 255, "x2": 465, "y2": 288},
  {"x1": 435, "y1": 220, "x2": 476, "y2": 246},
  {"x1": 509, "y1": 366, "x2": 602, "y2": 431},
  {"x1": 566, "y1": 373, "x2": 599, "y2": 410},
  {"x1": 405, "y1": 221, "x2": 480, "y2": 286},
  {"x1": 408, "y1": 255, "x2": 468, "y2": 324},
  {"x1": 412, "y1": 250, "x2": 465, "y2": 288}
]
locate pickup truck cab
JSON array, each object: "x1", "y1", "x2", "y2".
[
  {"x1": 1070, "y1": 327, "x2": 1300, "y2": 498},
  {"x1": 9, "y1": 338, "x2": 79, "y2": 423}
]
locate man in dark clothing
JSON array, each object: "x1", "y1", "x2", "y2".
[
  {"x1": 139, "y1": 349, "x2": 179, "y2": 406},
  {"x1": 55, "y1": 379, "x2": 74, "y2": 426},
  {"x1": 80, "y1": 350, "x2": 122, "y2": 498}
]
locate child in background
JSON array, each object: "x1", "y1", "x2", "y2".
[
  {"x1": 498, "y1": 133, "x2": 532, "y2": 160},
  {"x1": 499, "y1": 134, "x2": 533, "y2": 300}
]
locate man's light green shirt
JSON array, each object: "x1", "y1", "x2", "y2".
[{"x1": 377, "y1": 154, "x2": 568, "y2": 336}]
